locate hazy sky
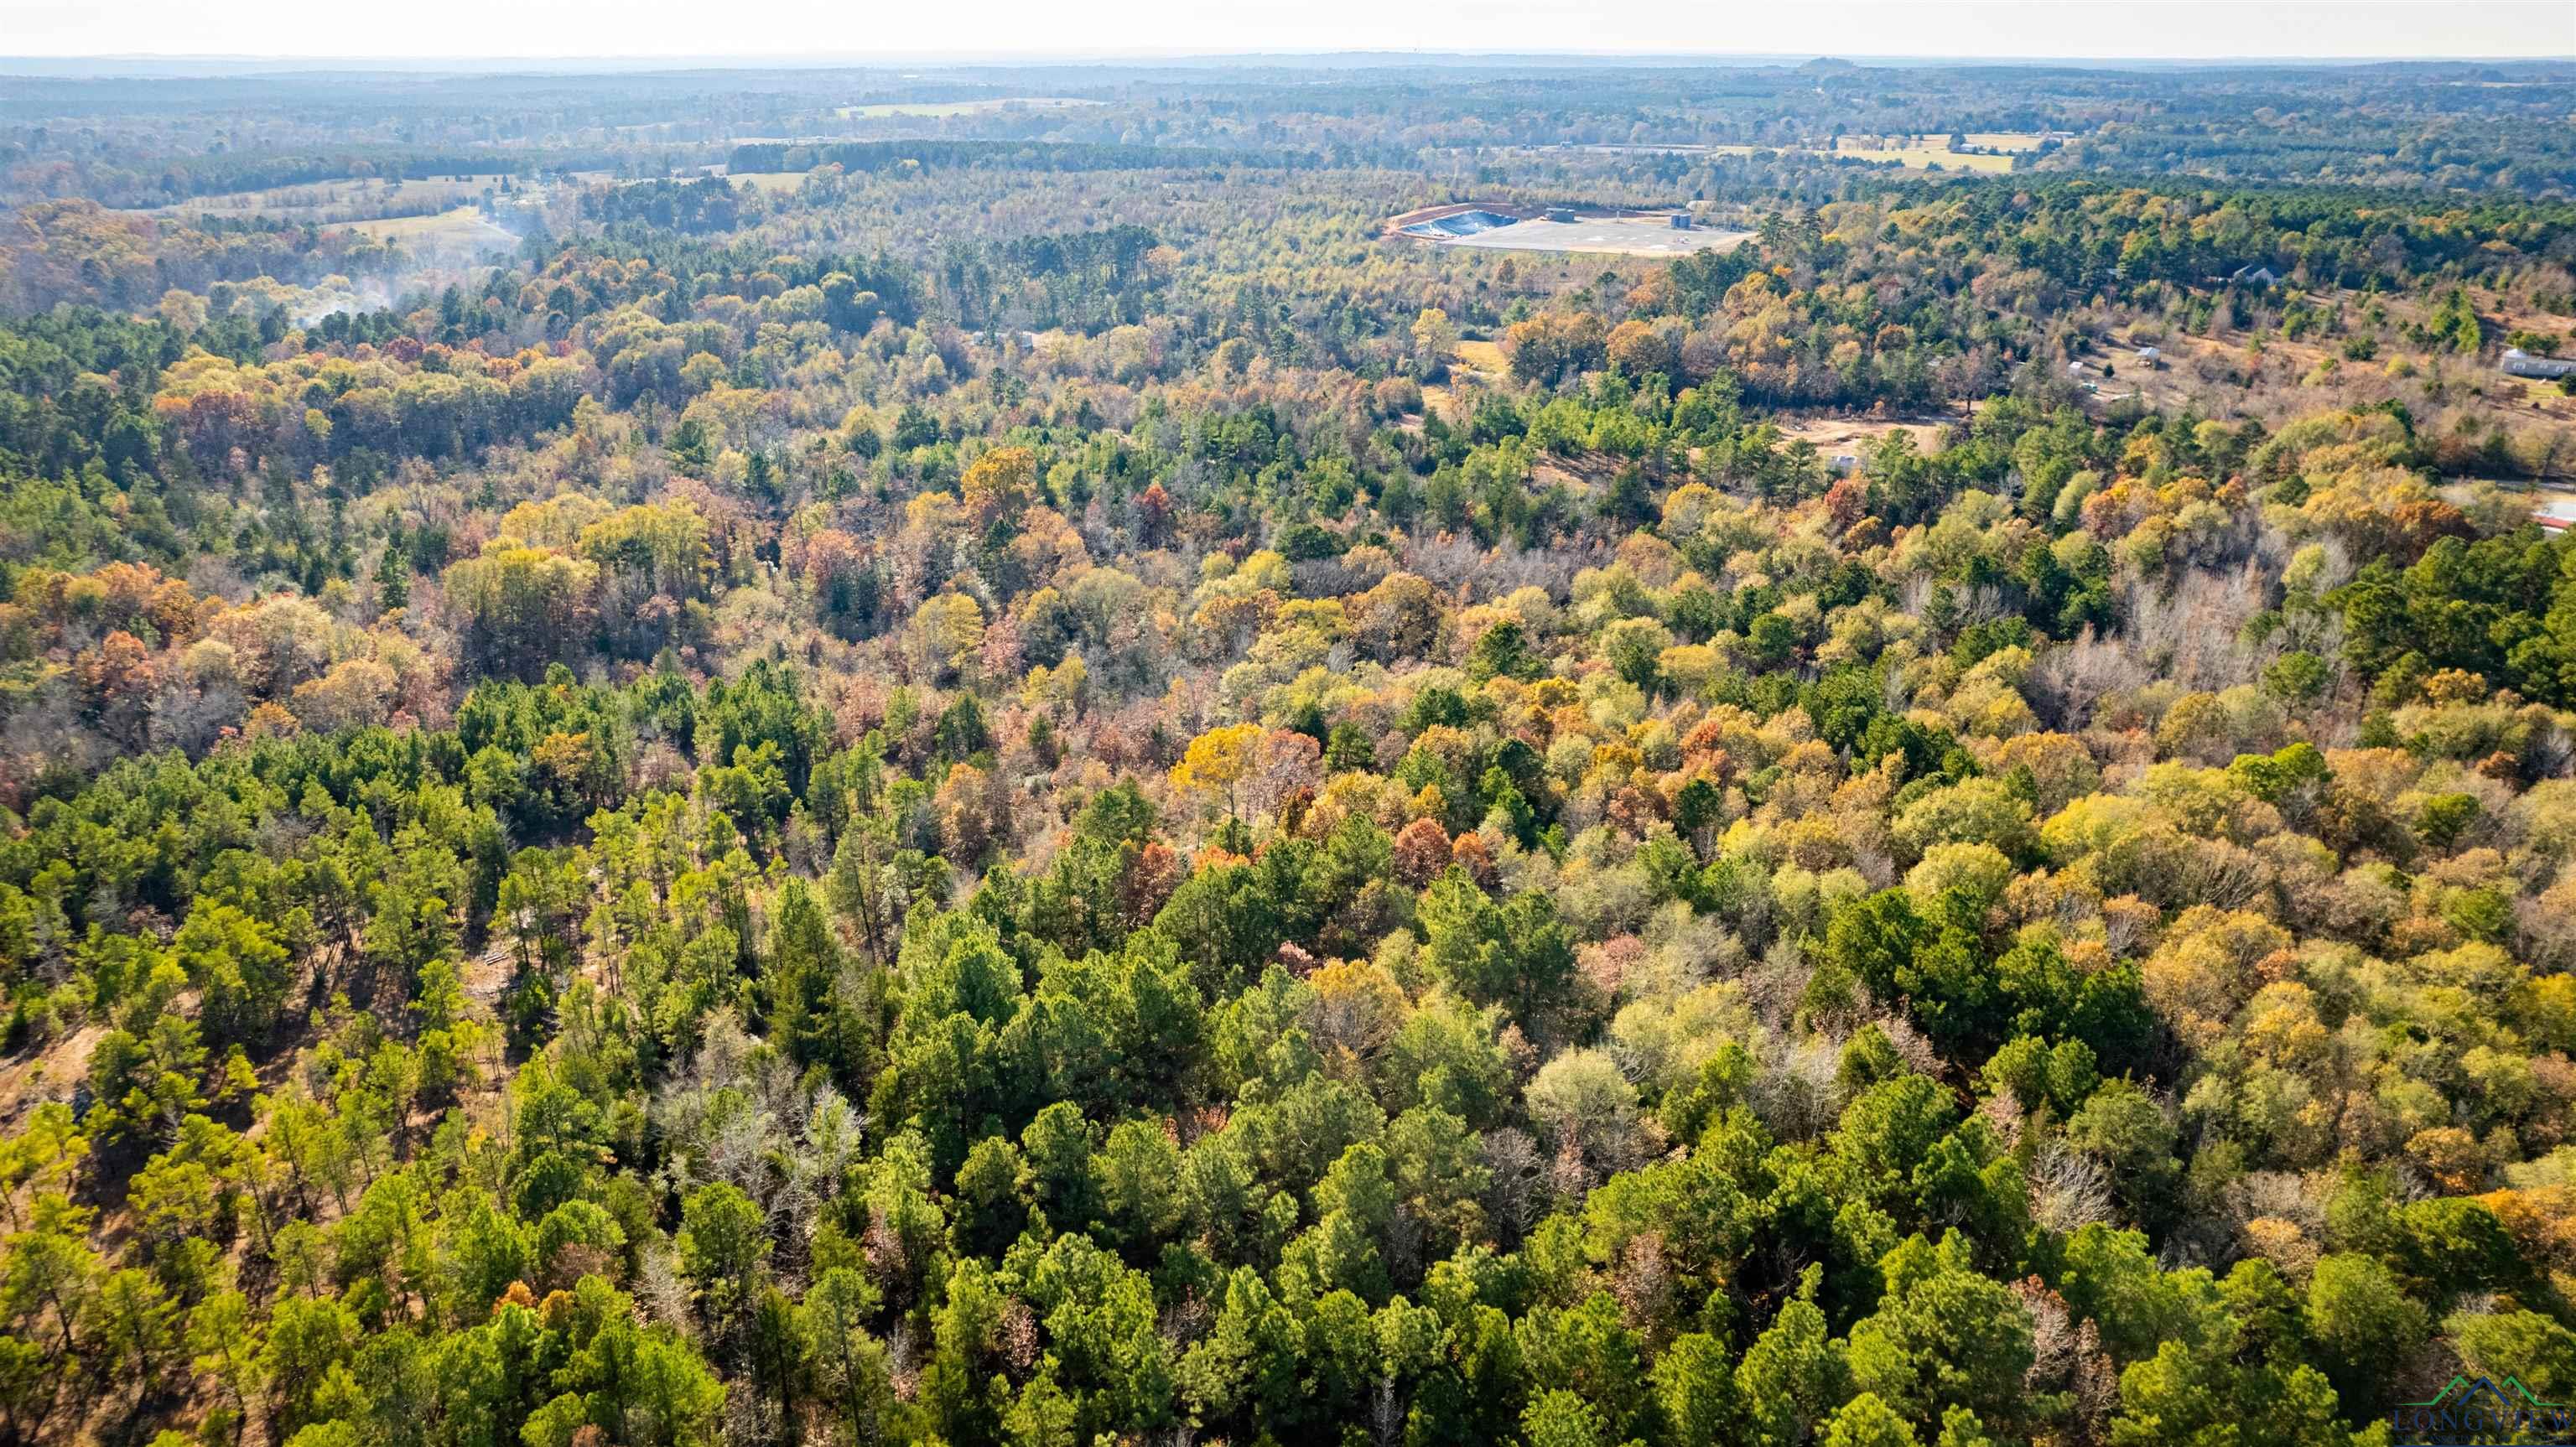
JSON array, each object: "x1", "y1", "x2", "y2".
[{"x1": 1, "y1": 0, "x2": 2569, "y2": 63}]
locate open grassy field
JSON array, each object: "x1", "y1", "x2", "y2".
[
  {"x1": 724, "y1": 171, "x2": 812, "y2": 193},
  {"x1": 1418, "y1": 339, "x2": 1510, "y2": 420},
  {"x1": 836, "y1": 96, "x2": 1104, "y2": 118},
  {"x1": 343, "y1": 205, "x2": 521, "y2": 253},
  {"x1": 1770, "y1": 413, "x2": 1955, "y2": 456},
  {"x1": 1431, "y1": 215, "x2": 1756, "y2": 257},
  {"x1": 1961, "y1": 132, "x2": 2053, "y2": 151},
  {"x1": 1831, "y1": 137, "x2": 2018, "y2": 172}
]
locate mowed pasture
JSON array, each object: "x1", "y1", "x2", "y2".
[
  {"x1": 1961, "y1": 131, "x2": 2054, "y2": 151},
  {"x1": 1831, "y1": 137, "x2": 2018, "y2": 172}
]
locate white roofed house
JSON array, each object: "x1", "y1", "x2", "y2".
[{"x1": 2503, "y1": 347, "x2": 2576, "y2": 381}]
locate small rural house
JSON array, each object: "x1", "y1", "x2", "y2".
[{"x1": 2503, "y1": 348, "x2": 2576, "y2": 381}]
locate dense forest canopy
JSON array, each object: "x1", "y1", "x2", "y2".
[{"x1": 0, "y1": 49, "x2": 2573, "y2": 1447}]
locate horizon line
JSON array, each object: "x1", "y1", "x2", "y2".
[{"x1": 7, "y1": 49, "x2": 2573, "y2": 71}]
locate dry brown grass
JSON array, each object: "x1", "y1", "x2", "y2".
[
  {"x1": 1770, "y1": 413, "x2": 1952, "y2": 452},
  {"x1": 344, "y1": 205, "x2": 520, "y2": 253},
  {"x1": 1831, "y1": 137, "x2": 2018, "y2": 173}
]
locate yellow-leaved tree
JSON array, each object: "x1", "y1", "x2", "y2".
[{"x1": 1171, "y1": 722, "x2": 1265, "y2": 819}]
